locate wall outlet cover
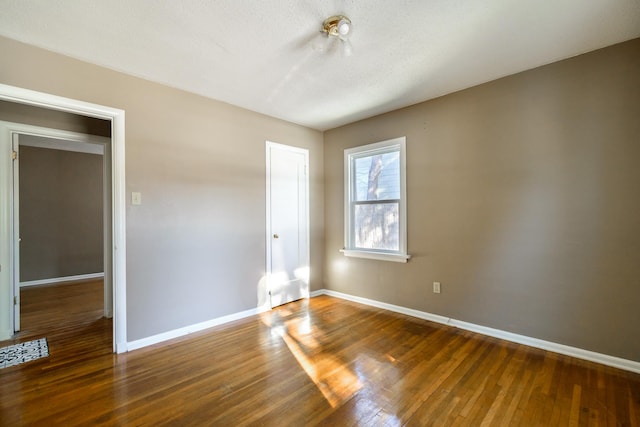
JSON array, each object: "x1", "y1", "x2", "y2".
[{"x1": 433, "y1": 282, "x2": 441, "y2": 294}]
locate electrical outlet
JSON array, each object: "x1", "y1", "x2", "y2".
[{"x1": 433, "y1": 282, "x2": 441, "y2": 294}]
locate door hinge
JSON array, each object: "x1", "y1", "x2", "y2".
[
  {"x1": 14, "y1": 296, "x2": 18, "y2": 305},
  {"x1": 12, "y1": 150, "x2": 18, "y2": 160}
]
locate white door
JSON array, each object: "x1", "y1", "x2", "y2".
[{"x1": 266, "y1": 142, "x2": 309, "y2": 308}]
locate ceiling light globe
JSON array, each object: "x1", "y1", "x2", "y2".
[{"x1": 337, "y1": 19, "x2": 350, "y2": 36}]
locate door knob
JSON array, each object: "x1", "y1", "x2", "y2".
[{"x1": 273, "y1": 234, "x2": 279, "y2": 239}]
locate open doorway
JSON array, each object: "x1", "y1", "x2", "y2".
[
  {"x1": 17, "y1": 135, "x2": 107, "y2": 292},
  {"x1": 0, "y1": 84, "x2": 127, "y2": 353},
  {"x1": 15, "y1": 132, "x2": 110, "y2": 346}
]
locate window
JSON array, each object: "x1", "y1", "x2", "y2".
[{"x1": 343, "y1": 137, "x2": 410, "y2": 262}]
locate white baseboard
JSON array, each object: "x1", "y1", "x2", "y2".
[
  {"x1": 127, "y1": 304, "x2": 271, "y2": 352},
  {"x1": 317, "y1": 289, "x2": 640, "y2": 374},
  {"x1": 115, "y1": 342, "x2": 128, "y2": 354},
  {"x1": 20, "y1": 272, "x2": 105, "y2": 287},
  {"x1": 122, "y1": 289, "x2": 640, "y2": 374}
]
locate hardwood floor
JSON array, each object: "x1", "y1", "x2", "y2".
[{"x1": 1, "y1": 282, "x2": 639, "y2": 426}]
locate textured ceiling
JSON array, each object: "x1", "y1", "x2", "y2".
[{"x1": 1, "y1": 0, "x2": 639, "y2": 131}]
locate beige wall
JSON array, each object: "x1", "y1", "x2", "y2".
[
  {"x1": 324, "y1": 38, "x2": 640, "y2": 361},
  {"x1": 19, "y1": 144, "x2": 104, "y2": 281},
  {"x1": 0, "y1": 100, "x2": 111, "y2": 137},
  {"x1": 2, "y1": 32, "x2": 638, "y2": 361},
  {"x1": 0, "y1": 36, "x2": 324, "y2": 341}
]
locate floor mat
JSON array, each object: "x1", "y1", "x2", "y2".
[{"x1": 0, "y1": 338, "x2": 49, "y2": 368}]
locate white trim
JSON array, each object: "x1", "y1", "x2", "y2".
[
  {"x1": 20, "y1": 272, "x2": 105, "y2": 288},
  {"x1": 18, "y1": 135, "x2": 105, "y2": 155},
  {"x1": 0, "y1": 83, "x2": 127, "y2": 353},
  {"x1": 340, "y1": 249, "x2": 411, "y2": 263},
  {"x1": 447, "y1": 319, "x2": 640, "y2": 374},
  {"x1": 343, "y1": 137, "x2": 409, "y2": 261},
  {"x1": 101, "y1": 132, "x2": 113, "y2": 319},
  {"x1": 321, "y1": 289, "x2": 450, "y2": 325},
  {"x1": 314, "y1": 289, "x2": 640, "y2": 374},
  {"x1": 115, "y1": 342, "x2": 128, "y2": 354},
  {"x1": 127, "y1": 305, "x2": 270, "y2": 352}
]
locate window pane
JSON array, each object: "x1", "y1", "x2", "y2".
[
  {"x1": 354, "y1": 151, "x2": 400, "y2": 201},
  {"x1": 354, "y1": 202, "x2": 399, "y2": 251}
]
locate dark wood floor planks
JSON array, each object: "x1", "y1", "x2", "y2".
[{"x1": 1, "y1": 280, "x2": 639, "y2": 426}]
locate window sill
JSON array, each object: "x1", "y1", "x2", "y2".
[{"x1": 340, "y1": 249, "x2": 411, "y2": 263}]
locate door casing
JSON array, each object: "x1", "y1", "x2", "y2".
[{"x1": 0, "y1": 83, "x2": 127, "y2": 353}]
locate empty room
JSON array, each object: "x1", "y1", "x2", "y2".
[{"x1": 0, "y1": 1, "x2": 639, "y2": 425}]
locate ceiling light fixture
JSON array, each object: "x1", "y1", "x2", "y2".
[
  {"x1": 323, "y1": 15, "x2": 352, "y2": 38},
  {"x1": 312, "y1": 15, "x2": 353, "y2": 57}
]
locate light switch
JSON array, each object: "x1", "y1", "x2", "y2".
[{"x1": 131, "y1": 192, "x2": 142, "y2": 205}]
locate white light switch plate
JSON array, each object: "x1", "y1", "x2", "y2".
[{"x1": 132, "y1": 192, "x2": 142, "y2": 205}]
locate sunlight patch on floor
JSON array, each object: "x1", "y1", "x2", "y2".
[{"x1": 260, "y1": 307, "x2": 362, "y2": 408}]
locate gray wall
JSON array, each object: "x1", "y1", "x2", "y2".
[
  {"x1": 19, "y1": 144, "x2": 104, "y2": 282},
  {"x1": 0, "y1": 35, "x2": 325, "y2": 342},
  {"x1": 324, "y1": 38, "x2": 640, "y2": 362}
]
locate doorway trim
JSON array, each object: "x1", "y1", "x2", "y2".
[{"x1": 0, "y1": 83, "x2": 127, "y2": 353}]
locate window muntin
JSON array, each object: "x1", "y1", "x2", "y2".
[{"x1": 344, "y1": 137, "x2": 409, "y2": 262}]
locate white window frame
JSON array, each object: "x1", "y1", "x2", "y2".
[{"x1": 342, "y1": 136, "x2": 410, "y2": 263}]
